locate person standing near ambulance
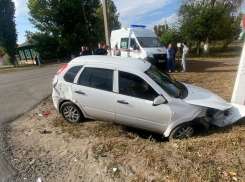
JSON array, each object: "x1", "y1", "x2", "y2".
[
  {"x1": 80, "y1": 46, "x2": 87, "y2": 56},
  {"x1": 85, "y1": 46, "x2": 92, "y2": 55},
  {"x1": 181, "y1": 42, "x2": 189, "y2": 72},
  {"x1": 167, "y1": 44, "x2": 176, "y2": 72},
  {"x1": 96, "y1": 43, "x2": 107, "y2": 55},
  {"x1": 113, "y1": 45, "x2": 121, "y2": 56}
]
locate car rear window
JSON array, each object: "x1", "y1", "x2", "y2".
[{"x1": 63, "y1": 66, "x2": 83, "y2": 83}]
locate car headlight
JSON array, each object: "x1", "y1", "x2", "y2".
[{"x1": 146, "y1": 52, "x2": 154, "y2": 58}]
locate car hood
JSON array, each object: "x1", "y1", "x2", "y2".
[{"x1": 182, "y1": 83, "x2": 231, "y2": 111}]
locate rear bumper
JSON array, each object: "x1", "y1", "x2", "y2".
[{"x1": 52, "y1": 88, "x2": 62, "y2": 110}]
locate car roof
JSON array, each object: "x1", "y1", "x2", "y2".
[{"x1": 70, "y1": 55, "x2": 151, "y2": 72}]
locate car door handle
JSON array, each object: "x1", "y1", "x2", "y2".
[
  {"x1": 117, "y1": 100, "x2": 128, "y2": 104},
  {"x1": 75, "y1": 90, "x2": 85, "y2": 94}
]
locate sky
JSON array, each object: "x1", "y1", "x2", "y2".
[
  {"x1": 13, "y1": 0, "x2": 181, "y2": 44},
  {"x1": 13, "y1": 0, "x2": 244, "y2": 44}
]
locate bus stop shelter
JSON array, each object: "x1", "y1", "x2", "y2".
[{"x1": 17, "y1": 41, "x2": 38, "y2": 61}]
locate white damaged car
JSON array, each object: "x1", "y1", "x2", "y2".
[{"x1": 52, "y1": 56, "x2": 245, "y2": 140}]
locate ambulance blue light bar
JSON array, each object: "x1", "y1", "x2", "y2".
[{"x1": 130, "y1": 24, "x2": 146, "y2": 28}]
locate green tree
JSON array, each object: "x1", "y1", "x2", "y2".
[
  {"x1": 27, "y1": 0, "x2": 101, "y2": 56},
  {"x1": 0, "y1": 0, "x2": 19, "y2": 67},
  {"x1": 183, "y1": 0, "x2": 243, "y2": 11},
  {"x1": 178, "y1": 2, "x2": 241, "y2": 56},
  {"x1": 27, "y1": 0, "x2": 121, "y2": 57},
  {"x1": 160, "y1": 27, "x2": 181, "y2": 47},
  {"x1": 26, "y1": 31, "x2": 62, "y2": 59}
]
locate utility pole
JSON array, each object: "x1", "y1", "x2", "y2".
[
  {"x1": 82, "y1": 0, "x2": 93, "y2": 53},
  {"x1": 165, "y1": 19, "x2": 167, "y2": 30},
  {"x1": 102, "y1": 0, "x2": 110, "y2": 48}
]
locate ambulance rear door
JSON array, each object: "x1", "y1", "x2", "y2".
[{"x1": 110, "y1": 29, "x2": 121, "y2": 53}]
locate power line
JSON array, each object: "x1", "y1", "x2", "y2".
[
  {"x1": 119, "y1": 1, "x2": 181, "y2": 27},
  {"x1": 164, "y1": 0, "x2": 179, "y2": 11}
]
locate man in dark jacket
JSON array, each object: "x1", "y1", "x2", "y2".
[
  {"x1": 80, "y1": 46, "x2": 87, "y2": 56},
  {"x1": 95, "y1": 43, "x2": 107, "y2": 55},
  {"x1": 171, "y1": 42, "x2": 177, "y2": 64},
  {"x1": 85, "y1": 46, "x2": 92, "y2": 55}
]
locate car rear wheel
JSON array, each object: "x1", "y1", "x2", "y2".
[
  {"x1": 169, "y1": 123, "x2": 195, "y2": 140},
  {"x1": 61, "y1": 102, "x2": 84, "y2": 123}
]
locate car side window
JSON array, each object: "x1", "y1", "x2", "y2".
[
  {"x1": 78, "y1": 68, "x2": 113, "y2": 92},
  {"x1": 64, "y1": 66, "x2": 83, "y2": 83},
  {"x1": 119, "y1": 71, "x2": 158, "y2": 101}
]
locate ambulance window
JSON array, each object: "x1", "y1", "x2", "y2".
[{"x1": 121, "y1": 38, "x2": 128, "y2": 49}]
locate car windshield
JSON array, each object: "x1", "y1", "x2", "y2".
[
  {"x1": 136, "y1": 37, "x2": 163, "y2": 48},
  {"x1": 145, "y1": 66, "x2": 181, "y2": 98}
]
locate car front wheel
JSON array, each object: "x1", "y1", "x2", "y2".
[
  {"x1": 60, "y1": 102, "x2": 84, "y2": 123},
  {"x1": 169, "y1": 123, "x2": 195, "y2": 140}
]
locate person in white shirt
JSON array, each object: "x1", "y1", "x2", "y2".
[{"x1": 181, "y1": 42, "x2": 189, "y2": 72}]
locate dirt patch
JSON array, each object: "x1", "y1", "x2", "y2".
[
  {"x1": 5, "y1": 97, "x2": 245, "y2": 182},
  {"x1": 4, "y1": 61, "x2": 245, "y2": 181}
]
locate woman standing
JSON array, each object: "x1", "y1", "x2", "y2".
[{"x1": 167, "y1": 44, "x2": 177, "y2": 72}]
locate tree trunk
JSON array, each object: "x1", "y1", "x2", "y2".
[
  {"x1": 196, "y1": 41, "x2": 200, "y2": 57},
  {"x1": 13, "y1": 54, "x2": 19, "y2": 67},
  {"x1": 210, "y1": 0, "x2": 215, "y2": 6},
  {"x1": 212, "y1": 41, "x2": 215, "y2": 53}
]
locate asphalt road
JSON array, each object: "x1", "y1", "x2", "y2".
[{"x1": 0, "y1": 64, "x2": 64, "y2": 181}]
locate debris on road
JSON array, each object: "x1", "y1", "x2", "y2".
[
  {"x1": 38, "y1": 111, "x2": 51, "y2": 117},
  {"x1": 29, "y1": 159, "x2": 35, "y2": 165},
  {"x1": 42, "y1": 111, "x2": 51, "y2": 116},
  {"x1": 39, "y1": 129, "x2": 47, "y2": 134}
]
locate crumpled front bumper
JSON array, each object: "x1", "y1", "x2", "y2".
[{"x1": 211, "y1": 103, "x2": 245, "y2": 127}]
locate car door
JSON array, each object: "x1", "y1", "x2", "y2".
[
  {"x1": 72, "y1": 66, "x2": 116, "y2": 121},
  {"x1": 115, "y1": 70, "x2": 172, "y2": 133}
]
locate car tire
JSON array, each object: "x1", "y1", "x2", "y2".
[
  {"x1": 169, "y1": 122, "x2": 196, "y2": 141},
  {"x1": 60, "y1": 102, "x2": 84, "y2": 124}
]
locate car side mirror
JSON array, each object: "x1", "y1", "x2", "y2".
[{"x1": 153, "y1": 95, "x2": 167, "y2": 106}]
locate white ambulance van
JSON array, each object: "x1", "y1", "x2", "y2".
[{"x1": 110, "y1": 25, "x2": 167, "y2": 66}]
